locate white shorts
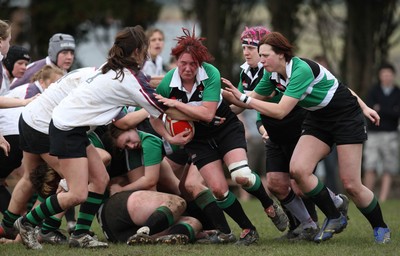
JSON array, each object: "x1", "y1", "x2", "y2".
[{"x1": 363, "y1": 131, "x2": 399, "y2": 174}]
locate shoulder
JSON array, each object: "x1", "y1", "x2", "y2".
[{"x1": 203, "y1": 62, "x2": 219, "y2": 73}]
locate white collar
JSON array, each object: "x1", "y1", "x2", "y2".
[{"x1": 170, "y1": 65, "x2": 208, "y2": 90}]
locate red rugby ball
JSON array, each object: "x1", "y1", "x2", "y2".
[{"x1": 165, "y1": 116, "x2": 195, "y2": 136}]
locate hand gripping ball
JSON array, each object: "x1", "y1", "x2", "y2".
[{"x1": 165, "y1": 116, "x2": 195, "y2": 136}]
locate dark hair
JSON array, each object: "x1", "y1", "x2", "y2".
[
  {"x1": 379, "y1": 62, "x2": 396, "y2": 74},
  {"x1": 102, "y1": 25, "x2": 148, "y2": 80},
  {"x1": 102, "y1": 124, "x2": 131, "y2": 155},
  {"x1": 30, "y1": 164, "x2": 61, "y2": 198},
  {"x1": 171, "y1": 27, "x2": 214, "y2": 65},
  {"x1": 259, "y1": 32, "x2": 294, "y2": 62}
]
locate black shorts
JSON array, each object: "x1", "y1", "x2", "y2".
[
  {"x1": 98, "y1": 191, "x2": 138, "y2": 243},
  {"x1": 185, "y1": 119, "x2": 247, "y2": 170},
  {"x1": 265, "y1": 139, "x2": 297, "y2": 174},
  {"x1": 49, "y1": 120, "x2": 90, "y2": 159},
  {"x1": 166, "y1": 148, "x2": 190, "y2": 166},
  {"x1": 0, "y1": 135, "x2": 22, "y2": 179},
  {"x1": 19, "y1": 115, "x2": 51, "y2": 154},
  {"x1": 302, "y1": 84, "x2": 368, "y2": 146}
]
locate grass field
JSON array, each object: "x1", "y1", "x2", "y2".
[{"x1": 1, "y1": 198, "x2": 399, "y2": 256}]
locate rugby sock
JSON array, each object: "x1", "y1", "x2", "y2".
[
  {"x1": 243, "y1": 172, "x2": 274, "y2": 209},
  {"x1": 195, "y1": 189, "x2": 231, "y2": 234},
  {"x1": 358, "y1": 196, "x2": 387, "y2": 228},
  {"x1": 282, "y1": 204, "x2": 300, "y2": 231},
  {"x1": 74, "y1": 191, "x2": 103, "y2": 236},
  {"x1": 280, "y1": 190, "x2": 316, "y2": 228},
  {"x1": 26, "y1": 193, "x2": 38, "y2": 212},
  {"x1": 216, "y1": 191, "x2": 255, "y2": 230},
  {"x1": 144, "y1": 206, "x2": 175, "y2": 235},
  {"x1": 304, "y1": 178, "x2": 340, "y2": 219},
  {"x1": 0, "y1": 185, "x2": 11, "y2": 214},
  {"x1": 2, "y1": 210, "x2": 20, "y2": 228},
  {"x1": 168, "y1": 222, "x2": 196, "y2": 242},
  {"x1": 64, "y1": 207, "x2": 76, "y2": 222},
  {"x1": 24, "y1": 194, "x2": 63, "y2": 226},
  {"x1": 302, "y1": 198, "x2": 318, "y2": 222},
  {"x1": 37, "y1": 195, "x2": 45, "y2": 203},
  {"x1": 185, "y1": 201, "x2": 213, "y2": 229},
  {"x1": 41, "y1": 216, "x2": 62, "y2": 234}
]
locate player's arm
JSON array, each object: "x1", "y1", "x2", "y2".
[
  {"x1": 348, "y1": 88, "x2": 380, "y2": 126},
  {"x1": 113, "y1": 108, "x2": 149, "y2": 130}
]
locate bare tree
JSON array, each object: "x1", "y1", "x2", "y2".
[
  {"x1": 343, "y1": 0, "x2": 398, "y2": 96},
  {"x1": 193, "y1": 0, "x2": 259, "y2": 82},
  {"x1": 265, "y1": 0, "x2": 304, "y2": 44}
]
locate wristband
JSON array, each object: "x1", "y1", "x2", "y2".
[{"x1": 240, "y1": 94, "x2": 252, "y2": 104}]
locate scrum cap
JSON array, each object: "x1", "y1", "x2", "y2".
[
  {"x1": 3, "y1": 45, "x2": 30, "y2": 74},
  {"x1": 48, "y1": 33, "x2": 75, "y2": 63}
]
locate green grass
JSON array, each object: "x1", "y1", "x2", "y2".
[{"x1": 2, "y1": 199, "x2": 399, "y2": 256}]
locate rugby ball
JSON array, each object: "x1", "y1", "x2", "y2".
[{"x1": 165, "y1": 116, "x2": 195, "y2": 136}]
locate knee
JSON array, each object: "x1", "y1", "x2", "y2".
[
  {"x1": 289, "y1": 160, "x2": 313, "y2": 183},
  {"x1": 341, "y1": 178, "x2": 359, "y2": 197},
  {"x1": 228, "y1": 160, "x2": 256, "y2": 187},
  {"x1": 267, "y1": 178, "x2": 289, "y2": 198}
]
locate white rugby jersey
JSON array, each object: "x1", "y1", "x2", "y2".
[
  {"x1": 52, "y1": 68, "x2": 165, "y2": 131},
  {"x1": 0, "y1": 82, "x2": 43, "y2": 136},
  {"x1": 22, "y1": 67, "x2": 96, "y2": 134}
]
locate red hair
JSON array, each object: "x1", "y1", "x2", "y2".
[{"x1": 171, "y1": 27, "x2": 214, "y2": 64}]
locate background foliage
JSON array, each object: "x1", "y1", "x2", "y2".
[{"x1": 1, "y1": 0, "x2": 399, "y2": 96}]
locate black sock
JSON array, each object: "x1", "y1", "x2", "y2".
[
  {"x1": 145, "y1": 206, "x2": 174, "y2": 235},
  {"x1": 217, "y1": 191, "x2": 255, "y2": 230},
  {"x1": 243, "y1": 172, "x2": 274, "y2": 209},
  {"x1": 195, "y1": 189, "x2": 231, "y2": 234},
  {"x1": 302, "y1": 197, "x2": 318, "y2": 223},
  {"x1": 0, "y1": 185, "x2": 11, "y2": 214},
  {"x1": 305, "y1": 179, "x2": 340, "y2": 219},
  {"x1": 168, "y1": 222, "x2": 195, "y2": 242},
  {"x1": 359, "y1": 196, "x2": 387, "y2": 229}
]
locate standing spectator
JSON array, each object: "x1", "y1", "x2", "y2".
[
  {"x1": 10, "y1": 33, "x2": 75, "y2": 90},
  {"x1": 363, "y1": 62, "x2": 400, "y2": 202},
  {"x1": 2, "y1": 45, "x2": 30, "y2": 94},
  {"x1": 143, "y1": 27, "x2": 165, "y2": 77},
  {"x1": 143, "y1": 28, "x2": 165, "y2": 88}
]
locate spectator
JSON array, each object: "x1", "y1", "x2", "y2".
[{"x1": 363, "y1": 62, "x2": 400, "y2": 202}]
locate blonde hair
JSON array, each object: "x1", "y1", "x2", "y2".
[
  {"x1": 0, "y1": 19, "x2": 11, "y2": 40},
  {"x1": 30, "y1": 65, "x2": 64, "y2": 83}
]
